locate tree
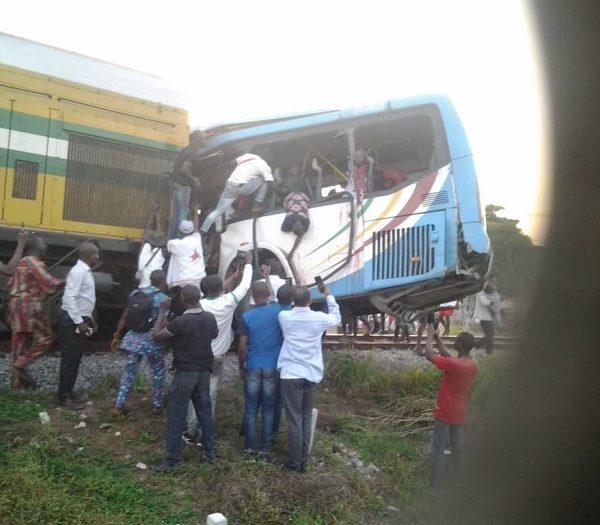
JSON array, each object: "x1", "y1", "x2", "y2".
[{"x1": 485, "y1": 205, "x2": 539, "y2": 299}]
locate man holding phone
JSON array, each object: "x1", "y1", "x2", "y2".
[{"x1": 277, "y1": 281, "x2": 341, "y2": 472}]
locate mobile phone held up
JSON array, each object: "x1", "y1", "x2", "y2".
[{"x1": 284, "y1": 277, "x2": 293, "y2": 285}]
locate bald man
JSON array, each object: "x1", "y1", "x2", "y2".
[{"x1": 57, "y1": 242, "x2": 100, "y2": 410}]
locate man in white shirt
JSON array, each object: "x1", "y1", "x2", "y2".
[
  {"x1": 137, "y1": 203, "x2": 166, "y2": 289},
  {"x1": 277, "y1": 284, "x2": 341, "y2": 472},
  {"x1": 200, "y1": 152, "x2": 274, "y2": 234},
  {"x1": 166, "y1": 215, "x2": 205, "y2": 315},
  {"x1": 474, "y1": 283, "x2": 501, "y2": 354},
  {"x1": 57, "y1": 242, "x2": 100, "y2": 410},
  {"x1": 182, "y1": 252, "x2": 254, "y2": 444}
]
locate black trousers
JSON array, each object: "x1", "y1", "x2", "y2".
[
  {"x1": 57, "y1": 312, "x2": 88, "y2": 400},
  {"x1": 480, "y1": 320, "x2": 495, "y2": 355},
  {"x1": 281, "y1": 377, "x2": 316, "y2": 469}
]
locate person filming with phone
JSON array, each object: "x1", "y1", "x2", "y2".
[{"x1": 276, "y1": 279, "x2": 341, "y2": 472}]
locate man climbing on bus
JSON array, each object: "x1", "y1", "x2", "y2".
[
  {"x1": 168, "y1": 130, "x2": 207, "y2": 239},
  {"x1": 8, "y1": 235, "x2": 63, "y2": 389},
  {"x1": 200, "y1": 149, "x2": 274, "y2": 235}
]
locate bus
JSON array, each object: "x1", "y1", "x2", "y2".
[
  {"x1": 194, "y1": 97, "x2": 491, "y2": 317},
  {"x1": 0, "y1": 32, "x2": 188, "y2": 314}
]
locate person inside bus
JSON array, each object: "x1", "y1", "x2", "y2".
[
  {"x1": 137, "y1": 203, "x2": 166, "y2": 289},
  {"x1": 345, "y1": 149, "x2": 369, "y2": 200},
  {"x1": 166, "y1": 210, "x2": 205, "y2": 316},
  {"x1": 281, "y1": 190, "x2": 310, "y2": 237},
  {"x1": 168, "y1": 130, "x2": 207, "y2": 239},
  {"x1": 199, "y1": 149, "x2": 274, "y2": 234}
]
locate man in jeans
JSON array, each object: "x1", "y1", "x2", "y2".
[
  {"x1": 423, "y1": 323, "x2": 477, "y2": 487},
  {"x1": 238, "y1": 281, "x2": 282, "y2": 461},
  {"x1": 153, "y1": 285, "x2": 218, "y2": 472},
  {"x1": 200, "y1": 151, "x2": 274, "y2": 234},
  {"x1": 277, "y1": 284, "x2": 341, "y2": 472}
]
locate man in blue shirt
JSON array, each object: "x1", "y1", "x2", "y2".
[{"x1": 238, "y1": 281, "x2": 283, "y2": 460}]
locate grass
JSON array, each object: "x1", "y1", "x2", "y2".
[{"x1": 0, "y1": 347, "x2": 472, "y2": 524}]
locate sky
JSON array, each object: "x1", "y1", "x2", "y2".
[{"x1": 1, "y1": 0, "x2": 549, "y2": 244}]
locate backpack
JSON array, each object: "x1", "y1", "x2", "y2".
[{"x1": 125, "y1": 290, "x2": 160, "y2": 332}]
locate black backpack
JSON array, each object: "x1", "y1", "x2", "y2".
[{"x1": 125, "y1": 290, "x2": 160, "y2": 332}]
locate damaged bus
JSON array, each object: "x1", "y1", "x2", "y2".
[{"x1": 194, "y1": 96, "x2": 491, "y2": 317}]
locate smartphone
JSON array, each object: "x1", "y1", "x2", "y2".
[
  {"x1": 236, "y1": 249, "x2": 246, "y2": 259},
  {"x1": 314, "y1": 276, "x2": 323, "y2": 285},
  {"x1": 285, "y1": 277, "x2": 293, "y2": 285}
]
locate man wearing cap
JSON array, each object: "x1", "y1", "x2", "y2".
[{"x1": 166, "y1": 209, "x2": 205, "y2": 316}]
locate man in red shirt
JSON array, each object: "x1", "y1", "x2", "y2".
[{"x1": 424, "y1": 323, "x2": 477, "y2": 487}]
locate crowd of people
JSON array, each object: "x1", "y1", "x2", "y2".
[{"x1": 1, "y1": 131, "x2": 503, "y2": 484}]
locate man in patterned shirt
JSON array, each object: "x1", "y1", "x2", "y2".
[{"x1": 8, "y1": 235, "x2": 62, "y2": 389}]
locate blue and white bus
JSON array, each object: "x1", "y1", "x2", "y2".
[{"x1": 194, "y1": 95, "x2": 490, "y2": 316}]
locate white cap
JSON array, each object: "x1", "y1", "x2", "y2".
[{"x1": 179, "y1": 220, "x2": 194, "y2": 235}]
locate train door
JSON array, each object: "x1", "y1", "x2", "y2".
[{"x1": 0, "y1": 93, "x2": 60, "y2": 226}]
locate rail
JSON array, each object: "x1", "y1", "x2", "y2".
[{"x1": 0, "y1": 333, "x2": 519, "y2": 354}]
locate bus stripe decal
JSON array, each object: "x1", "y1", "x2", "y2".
[{"x1": 305, "y1": 198, "x2": 374, "y2": 256}]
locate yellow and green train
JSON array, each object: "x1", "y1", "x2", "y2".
[{"x1": 0, "y1": 32, "x2": 188, "y2": 315}]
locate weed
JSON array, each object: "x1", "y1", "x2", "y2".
[
  {"x1": 0, "y1": 390, "x2": 53, "y2": 425},
  {"x1": 0, "y1": 432, "x2": 194, "y2": 525},
  {"x1": 325, "y1": 352, "x2": 399, "y2": 394},
  {"x1": 399, "y1": 367, "x2": 442, "y2": 397}
]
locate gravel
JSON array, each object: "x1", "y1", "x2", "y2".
[
  {"x1": 0, "y1": 345, "x2": 489, "y2": 393},
  {"x1": 0, "y1": 351, "x2": 241, "y2": 393}
]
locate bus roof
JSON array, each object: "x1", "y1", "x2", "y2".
[
  {"x1": 202, "y1": 94, "x2": 461, "y2": 151},
  {"x1": 0, "y1": 32, "x2": 187, "y2": 109}
]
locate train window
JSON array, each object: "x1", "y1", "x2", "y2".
[
  {"x1": 63, "y1": 134, "x2": 174, "y2": 228},
  {"x1": 13, "y1": 160, "x2": 39, "y2": 200}
]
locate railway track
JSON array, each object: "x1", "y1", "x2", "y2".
[
  {"x1": 322, "y1": 333, "x2": 519, "y2": 351},
  {"x1": 0, "y1": 334, "x2": 519, "y2": 355}
]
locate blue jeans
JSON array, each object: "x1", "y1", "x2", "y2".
[
  {"x1": 165, "y1": 370, "x2": 214, "y2": 466},
  {"x1": 200, "y1": 177, "x2": 268, "y2": 233},
  {"x1": 185, "y1": 358, "x2": 223, "y2": 438},
  {"x1": 168, "y1": 181, "x2": 191, "y2": 239},
  {"x1": 243, "y1": 368, "x2": 279, "y2": 452},
  {"x1": 431, "y1": 419, "x2": 464, "y2": 487}
]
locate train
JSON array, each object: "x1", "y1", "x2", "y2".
[{"x1": 0, "y1": 32, "x2": 188, "y2": 324}]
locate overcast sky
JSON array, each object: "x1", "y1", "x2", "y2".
[{"x1": 1, "y1": 0, "x2": 549, "y2": 243}]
